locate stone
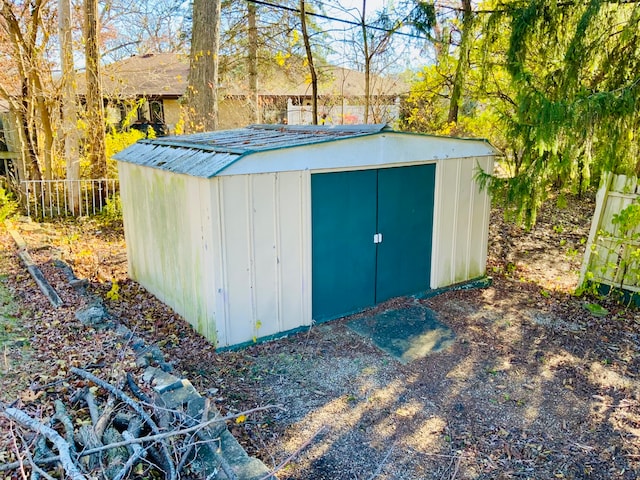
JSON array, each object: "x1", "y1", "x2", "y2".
[{"x1": 75, "y1": 303, "x2": 109, "y2": 326}]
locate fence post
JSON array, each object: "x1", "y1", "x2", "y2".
[{"x1": 579, "y1": 171, "x2": 614, "y2": 288}]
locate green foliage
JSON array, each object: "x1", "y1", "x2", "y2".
[
  {"x1": 611, "y1": 202, "x2": 640, "y2": 240},
  {"x1": 488, "y1": 0, "x2": 640, "y2": 226},
  {"x1": 583, "y1": 302, "x2": 609, "y2": 317},
  {"x1": 106, "y1": 281, "x2": 120, "y2": 301},
  {"x1": 0, "y1": 186, "x2": 18, "y2": 222},
  {"x1": 99, "y1": 194, "x2": 123, "y2": 223},
  {"x1": 405, "y1": 0, "x2": 640, "y2": 228}
]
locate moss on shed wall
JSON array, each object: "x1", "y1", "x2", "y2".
[{"x1": 119, "y1": 163, "x2": 217, "y2": 344}]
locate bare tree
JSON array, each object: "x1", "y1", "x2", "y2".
[
  {"x1": 59, "y1": 0, "x2": 80, "y2": 211},
  {"x1": 248, "y1": 0, "x2": 259, "y2": 123},
  {"x1": 84, "y1": 0, "x2": 107, "y2": 177},
  {"x1": 300, "y1": 0, "x2": 318, "y2": 124},
  {"x1": 185, "y1": 0, "x2": 222, "y2": 132},
  {"x1": 0, "y1": 0, "x2": 58, "y2": 181}
]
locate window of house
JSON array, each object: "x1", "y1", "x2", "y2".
[
  {"x1": 150, "y1": 100, "x2": 164, "y2": 124},
  {"x1": 0, "y1": 118, "x2": 8, "y2": 152}
]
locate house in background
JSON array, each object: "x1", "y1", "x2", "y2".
[
  {"x1": 94, "y1": 53, "x2": 407, "y2": 133},
  {"x1": 0, "y1": 99, "x2": 23, "y2": 186}
]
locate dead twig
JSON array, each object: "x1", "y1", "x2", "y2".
[
  {"x1": 0, "y1": 404, "x2": 281, "y2": 474},
  {"x1": 18, "y1": 430, "x2": 56, "y2": 480},
  {"x1": 70, "y1": 367, "x2": 177, "y2": 480},
  {"x1": 112, "y1": 430, "x2": 149, "y2": 480},
  {"x1": 366, "y1": 442, "x2": 396, "y2": 480},
  {"x1": 258, "y1": 425, "x2": 328, "y2": 480},
  {"x1": 3, "y1": 406, "x2": 87, "y2": 480}
]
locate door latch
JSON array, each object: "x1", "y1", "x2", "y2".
[{"x1": 373, "y1": 233, "x2": 383, "y2": 244}]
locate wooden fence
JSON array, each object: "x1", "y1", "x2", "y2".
[{"x1": 579, "y1": 172, "x2": 640, "y2": 293}]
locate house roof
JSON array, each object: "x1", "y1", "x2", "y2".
[
  {"x1": 99, "y1": 53, "x2": 188, "y2": 98},
  {"x1": 114, "y1": 124, "x2": 498, "y2": 178},
  {"x1": 91, "y1": 53, "x2": 407, "y2": 99}
]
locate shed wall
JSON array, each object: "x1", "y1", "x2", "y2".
[
  {"x1": 119, "y1": 164, "x2": 218, "y2": 341},
  {"x1": 432, "y1": 156, "x2": 493, "y2": 288},
  {"x1": 212, "y1": 171, "x2": 312, "y2": 346}
]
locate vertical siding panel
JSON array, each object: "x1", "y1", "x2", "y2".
[
  {"x1": 221, "y1": 175, "x2": 254, "y2": 346},
  {"x1": 454, "y1": 158, "x2": 472, "y2": 281},
  {"x1": 251, "y1": 173, "x2": 279, "y2": 338},
  {"x1": 430, "y1": 161, "x2": 442, "y2": 290},
  {"x1": 214, "y1": 178, "x2": 230, "y2": 347},
  {"x1": 433, "y1": 160, "x2": 459, "y2": 287},
  {"x1": 273, "y1": 173, "x2": 284, "y2": 334},
  {"x1": 468, "y1": 157, "x2": 493, "y2": 278},
  {"x1": 194, "y1": 177, "x2": 217, "y2": 342},
  {"x1": 198, "y1": 178, "x2": 220, "y2": 344},
  {"x1": 278, "y1": 171, "x2": 309, "y2": 330},
  {"x1": 465, "y1": 158, "x2": 476, "y2": 279},
  {"x1": 302, "y1": 170, "x2": 313, "y2": 327}
]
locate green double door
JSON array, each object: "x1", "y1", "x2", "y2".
[{"x1": 311, "y1": 164, "x2": 436, "y2": 321}]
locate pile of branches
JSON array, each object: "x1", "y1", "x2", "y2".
[{"x1": 1, "y1": 367, "x2": 274, "y2": 480}]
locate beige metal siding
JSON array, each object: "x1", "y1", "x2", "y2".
[
  {"x1": 432, "y1": 156, "x2": 493, "y2": 288},
  {"x1": 214, "y1": 171, "x2": 311, "y2": 347},
  {"x1": 119, "y1": 164, "x2": 217, "y2": 342}
]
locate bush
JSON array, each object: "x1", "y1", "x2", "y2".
[
  {"x1": 100, "y1": 194, "x2": 122, "y2": 223},
  {"x1": 0, "y1": 186, "x2": 17, "y2": 222}
]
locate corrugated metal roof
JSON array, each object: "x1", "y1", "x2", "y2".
[{"x1": 115, "y1": 124, "x2": 389, "y2": 178}]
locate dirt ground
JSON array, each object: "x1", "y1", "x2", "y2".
[{"x1": 2, "y1": 194, "x2": 640, "y2": 479}]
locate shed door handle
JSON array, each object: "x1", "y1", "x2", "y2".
[{"x1": 373, "y1": 233, "x2": 383, "y2": 244}]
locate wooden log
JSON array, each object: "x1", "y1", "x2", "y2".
[
  {"x1": 17, "y1": 250, "x2": 63, "y2": 308},
  {"x1": 7, "y1": 225, "x2": 64, "y2": 308}
]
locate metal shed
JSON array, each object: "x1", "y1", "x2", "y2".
[{"x1": 115, "y1": 124, "x2": 497, "y2": 348}]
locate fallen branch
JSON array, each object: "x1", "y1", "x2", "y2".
[
  {"x1": 16, "y1": 249, "x2": 63, "y2": 308},
  {"x1": 70, "y1": 367, "x2": 177, "y2": 480},
  {"x1": 52, "y1": 400, "x2": 76, "y2": 449},
  {"x1": 18, "y1": 432, "x2": 56, "y2": 480},
  {"x1": 112, "y1": 430, "x2": 148, "y2": 480},
  {"x1": 3, "y1": 407, "x2": 87, "y2": 480},
  {"x1": 366, "y1": 442, "x2": 396, "y2": 480},
  {"x1": 0, "y1": 404, "x2": 281, "y2": 473}
]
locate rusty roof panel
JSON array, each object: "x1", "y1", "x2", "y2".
[{"x1": 115, "y1": 124, "x2": 388, "y2": 177}]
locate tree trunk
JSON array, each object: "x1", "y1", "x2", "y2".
[
  {"x1": 361, "y1": 0, "x2": 370, "y2": 124},
  {"x1": 186, "y1": 0, "x2": 222, "y2": 132},
  {"x1": 300, "y1": 0, "x2": 318, "y2": 125},
  {"x1": 59, "y1": 0, "x2": 80, "y2": 212},
  {"x1": 447, "y1": 0, "x2": 473, "y2": 124},
  {"x1": 84, "y1": 0, "x2": 107, "y2": 178},
  {"x1": 248, "y1": 1, "x2": 260, "y2": 124}
]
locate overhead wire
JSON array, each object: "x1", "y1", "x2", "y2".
[{"x1": 245, "y1": 0, "x2": 432, "y2": 41}]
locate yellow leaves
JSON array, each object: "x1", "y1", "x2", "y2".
[
  {"x1": 275, "y1": 51, "x2": 290, "y2": 67},
  {"x1": 20, "y1": 388, "x2": 43, "y2": 403},
  {"x1": 106, "y1": 281, "x2": 120, "y2": 301},
  {"x1": 235, "y1": 414, "x2": 247, "y2": 424}
]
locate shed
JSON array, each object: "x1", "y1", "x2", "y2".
[{"x1": 115, "y1": 124, "x2": 497, "y2": 348}]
